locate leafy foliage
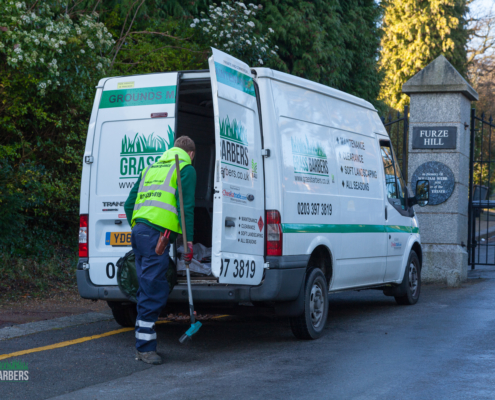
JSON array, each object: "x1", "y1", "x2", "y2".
[
  {"x1": 191, "y1": 1, "x2": 278, "y2": 66},
  {"x1": 379, "y1": 0, "x2": 469, "y2": 109},
  {"x1": 0, "y1": 2, "x2": 114, "y2": 95},
  {"x1": 257, "y1": 0, "x2": 384, "y2": 109},
  {"x1": 0, "y1": 2, "x2": 113, "y2": 258}
]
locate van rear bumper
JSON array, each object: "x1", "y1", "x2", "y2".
[{"x1": 76, "y1": 258, "x2": 307, "y2": 303}]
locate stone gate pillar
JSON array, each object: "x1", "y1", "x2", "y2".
[{"x1": 403, "y1": 55, "x2": 478, "y2": 287}]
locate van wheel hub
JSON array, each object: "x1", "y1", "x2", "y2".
[
  {"x1": 310, "y1": 283, "x2": 324, "y2": 328},
  {"x1": 409, "y1": 263, "x2": 418, "y2": 297}
]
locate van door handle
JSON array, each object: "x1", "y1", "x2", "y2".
[
  {"x1": 225, "y1": 220, "x2": 235, "y2": 227},
  {"x1": 385, "y1": 206, "x2": 388, "y2": 220}
]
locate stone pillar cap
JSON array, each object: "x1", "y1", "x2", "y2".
[{"x1": 402, "y1": 55, "x2": 478, "y2": 101}]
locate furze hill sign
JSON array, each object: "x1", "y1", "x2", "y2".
[{"x1": 412, "y1": 126, "x2": 457, "y2": 149}]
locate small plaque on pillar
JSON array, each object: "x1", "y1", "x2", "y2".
[
  {"x1": 411, "y1": 162, "x2": 455, "y2": 205},
  {"x1": 412, "y1": 126, "x2": 457, "y2": 149}
]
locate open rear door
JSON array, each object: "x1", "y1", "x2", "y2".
[
  {"x1": 209, "y1": 48, "x2": 265, "y2": 285},
  {"x1": 88, "y1": 73, "x2": 178, "y2": 286}
]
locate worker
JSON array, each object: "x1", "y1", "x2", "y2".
[{"x1": 124, "y1": 136, "x2": 196, "y2": 365}]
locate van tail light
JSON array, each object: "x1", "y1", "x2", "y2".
[
  {"x1": 266, "y1": 210, "x2": 282, "y2": 256},
  {"x1": 79, "y1": 214, "x2": 88, "y2": 258}
]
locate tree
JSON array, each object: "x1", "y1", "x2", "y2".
[
  {"x1": 189, "y1": 2, "x2": 278, "y2": 66},
  {"x1": 0, "y1": 2, "x2": 113, "y2": 256},
  {"x1": 467, "y1": 2, "x2": 495, "y2": 116},
  {"x1": 256, "y1": 0, "x2": 383, "y2": 109},
  {"x1": 379, "y1": 0, "x2": 469, "y2": 109}
]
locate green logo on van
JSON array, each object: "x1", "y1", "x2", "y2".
[
  {"x1": 291, "y1": 136, "x2": 330, "y2": 183},
  {"x1": 291, "y1": 136, "x2": 327, "y2": 159},
  {"x1": 119, "y1": 127, "x2": 174, "y2": 183},
  {"x1": 220, "y1": 116, "x2": 248, "y2": 145}
]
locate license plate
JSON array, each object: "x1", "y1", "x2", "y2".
[{"x1": 106, "y1": 232, "x2": 132, "y2": 246}]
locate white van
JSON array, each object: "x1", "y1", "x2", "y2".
[{"x1": 77, "y1": 49, "x2": 429, "y2": 340}]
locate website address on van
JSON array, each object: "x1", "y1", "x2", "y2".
[{"x1": 295, "y1": 175, "x2": 329, "y2": 185}]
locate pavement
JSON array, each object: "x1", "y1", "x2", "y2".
[{"x1": 2, "y1": 268, "x2": 495, "y2": 399}]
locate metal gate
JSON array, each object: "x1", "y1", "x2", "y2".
[
  {"x1": 468, "y1": 109, "x2": 495, "y2": 268},
  {"x1": 382, "y1": 105, "x2": 409, "y2": 182}
]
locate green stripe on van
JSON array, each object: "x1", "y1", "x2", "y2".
[
  {"x1": 100, "y1": 86, "x2": 176, "y2": 108},
  {"x1": 282, "y1": 224, "x2": 417, "y2": 234},
  {"x1": 214, "y1": 62, "x2": 256, "y2": 97}
]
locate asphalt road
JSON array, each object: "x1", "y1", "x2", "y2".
[{"x1": 3, "y1": 267, "x2": 495, "y2": 400}]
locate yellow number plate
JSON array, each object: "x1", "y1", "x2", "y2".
[{"x1": 109, "y1": 232, "x2": 132, "y2": 246}]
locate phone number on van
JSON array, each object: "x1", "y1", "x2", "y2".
[{"x1": 297, "y1": 202, "x2": 332, "y2": 216}]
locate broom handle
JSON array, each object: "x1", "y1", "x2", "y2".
[
  {"x1": 175, "y1": 154, "x2": 195, "y2": 324},
  {"x1": 175, "y1": 154, "x2": 189, "y2": 256}
]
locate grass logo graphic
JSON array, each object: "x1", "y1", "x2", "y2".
[
  {"x1": 119, "y1": 126, "x2": 175, "y2": 188},
  {"x1": 220, "y1": 116, "x2": 248, "y2": 145},
  {"x1": 0, "y1": 360, "x2": 29, "y2": 381},
  {"x1": 291, "y1": 136, "x2": 330, "y2": 185},
  {"x1": 291, "y1": 136, "x2": 327, "y2": 158}
]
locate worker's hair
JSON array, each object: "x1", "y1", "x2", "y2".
[{"x1": 174, "y1": 136, "x2": 196, "y2": 153}]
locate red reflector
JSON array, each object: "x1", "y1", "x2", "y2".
[
  {"x1": 151, "y1": 112, "x2": 168, "y2": 118},
  {"x1": 79, "y1": 214, "x2": 88, "y2": 258},
  {"x1": 266, "y1": 210, "x2": 282, "y2": 256}
]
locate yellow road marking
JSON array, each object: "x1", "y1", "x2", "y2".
[
  {"x1": 211, "y1": 315, "x2": 230, "y2": 319},
  {"x1": 0, "y1": 315, "x2": 229, "y2": 361},
  {"x1": 0, "y1": 322, "x2": 170, "y2": 361}
]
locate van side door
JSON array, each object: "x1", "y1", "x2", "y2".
[
  {"x1": 208, "y1": 48, "x2": 265, "y2": 285},
  {"x1": 379, "y1": 139, "x2": 411, "y2": 281}
]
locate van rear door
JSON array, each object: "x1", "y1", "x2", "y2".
[
  {"x1": 88, "y1": 73, "x2": 178, "y2": 285},
  {"x1": 209, "y1": 48, "x2": 265, "y2": 285}
]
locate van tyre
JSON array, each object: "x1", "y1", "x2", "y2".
[
  {"x1": 395, "y1": 251, "x2": 421, "y2": 306},
  {"x1": 289, "y1": 268, "x2": 328, "y2": 340},
  {"x1": 108, "y1": 301, "x2": 137, "y2": 327}
]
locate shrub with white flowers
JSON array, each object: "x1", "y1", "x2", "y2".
[
  {"x1": 0, "y1": 2, "x2": 114, "y2": 95},
  {"x1": 191, "y1": 2, "x2": 278, "y2": 67}
]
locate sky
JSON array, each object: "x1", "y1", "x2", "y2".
[{"x1": 469, "y1": 0, "x2": 494, "y2": 56}]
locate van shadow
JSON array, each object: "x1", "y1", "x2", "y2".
[{"x1": 155, "y1": 291, "x2": 399, "y2": 352}]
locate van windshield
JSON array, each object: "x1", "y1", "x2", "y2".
[{"x1": 380, "y1": 143, "x2": 406, "y2": 208}]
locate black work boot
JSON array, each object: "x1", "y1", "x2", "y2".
[{"x1": 135, "y1": 350, "x2": 162, "y2": 365}]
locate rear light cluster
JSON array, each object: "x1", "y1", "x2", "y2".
[
  {"x1": 266, "y1": 210, "x2": 282, "y2": 256},
  {"x1": 79, "y1": 214, "x2": 88, "y2": 258}
]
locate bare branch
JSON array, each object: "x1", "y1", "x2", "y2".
[
  {"x1": 91, "y1": 0, "x2": 101, "y2": 14},
  {"x1": 28, "y1": 1, "x2": 39, "y2": 12},
  {"x1": 110, "y1": 0, "x2": 146, "y2": 71},
  {"x1": 130, "y1": 31, "x2": 190, "y2": 41}
]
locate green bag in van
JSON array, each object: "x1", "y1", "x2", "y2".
[{"x1": 117, "y1": 250, "x2": 177, "y2": 303}]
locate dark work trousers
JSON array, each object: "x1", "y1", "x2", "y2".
[{"x1": 131, "y1": 223, "x2": 170, "y2": 353}]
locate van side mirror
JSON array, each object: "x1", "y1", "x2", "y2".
[
  {"x1": 415, "y1": 180, "x2": 429, "y2": 207},
  {"x1": 407, "y1": 180, "x2": 429, "y2": 207}
]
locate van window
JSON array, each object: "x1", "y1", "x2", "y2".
[{"x1": 380, "y1": 142, "x2": 406, "y2": 209}]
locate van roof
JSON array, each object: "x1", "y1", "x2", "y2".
[
  {"x1": 98, "y1": 67, "x2": 377, "y2": 113},
  {"x1": 252, "y1": 68, "x2": 376, "y2": 112}
]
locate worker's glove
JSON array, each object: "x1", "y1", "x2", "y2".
[{"x1": 183, "y1": 242, "x2": 194, "y2": 263}]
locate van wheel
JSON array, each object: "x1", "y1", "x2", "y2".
[
  {"x1": 289, "y1": 268, "x2": 328, "y2": 340},
  {"x1": 395, "y1": 251, "x2": 421, "y2": 305},
  {"x1": 108, "y1": 301, "x2": 137, "y2": 327}
]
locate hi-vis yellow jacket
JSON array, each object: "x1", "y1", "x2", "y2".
[{"x1": 131, "y1": 147, "x2": 191, "y2": 233}]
